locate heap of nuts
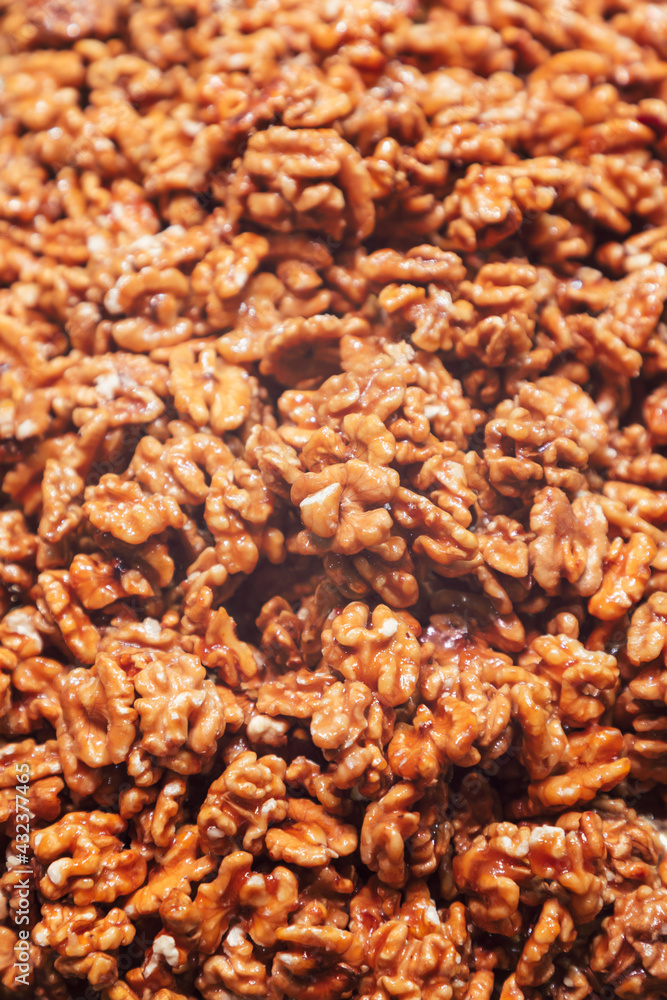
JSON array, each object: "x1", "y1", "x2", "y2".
[{"x1": 5, "y1": 0, "x2": 667, "y2": 997}]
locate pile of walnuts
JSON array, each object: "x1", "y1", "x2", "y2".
[{"x1": 3, "y1": 0, "x2": 667, "y2": 997}]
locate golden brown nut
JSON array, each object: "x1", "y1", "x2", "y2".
[
  {"x1": 321, "y1": 602, "x2": 421, "y2": 707},
  {"x1": 83, "y1": 475, "x2": 185, "y2": 544},
  {"x1": 134, "y1": 649, "x2": 231, "y2": 768},
  {"x1": 228, "y1": 127, "x2": 375, "y2": 244},
  {"x1": 198, "y1": 751, "x2": 287, "y2": 855},
  {"x1": 266, "y1": 797, "x2": 358, "y2": 867},
  {"x1": 33, "y1": 812, "x2": 147, "y2": 906},
  {"x1": 33, "y1": 903, "x2": 135, "y2": 988},
  {"x1": 59, "y1": 653, "x2": 136, "y2": 768},
  {"x1": 291, "y1": 460, "x2": 399, "y2": 556}
]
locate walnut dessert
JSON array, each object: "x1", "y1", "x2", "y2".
[{"x1": 3, "y1": 0, "x2": 667, "y2": 998}]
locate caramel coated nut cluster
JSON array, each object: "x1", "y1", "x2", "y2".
[{"x1": 5, "y1": 0, "x2": 667, "y2": 998}]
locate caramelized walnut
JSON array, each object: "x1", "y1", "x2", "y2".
[
  {"x1": 33, "y1": 904, "x2": 135, "y2": 988},
  {"x1": 197, "y1": 751, "x2": 287, "y2": 855},
  {"x1": 291, "y1": 460, "x2": 399, "y2": 556},
  {"x1": 33, "y1": 812, "x2": 147, "y2": 906},
  {"x1": 134, "y1": 650, "x2": 231, "y2": 768},
  {"x1": 321, "y1": 602, "x2": 421, "y2": 707},
  {"x1": 83, "y1": 476, "x2": 185, "y2": 543},
  {"x1": 228, "y1": 127, "x2": 374, "y2": 245}
]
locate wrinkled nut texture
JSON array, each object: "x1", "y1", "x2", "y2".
[{"x1": 3, "y1": 2, "x2": 667, "y2": 1000}]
